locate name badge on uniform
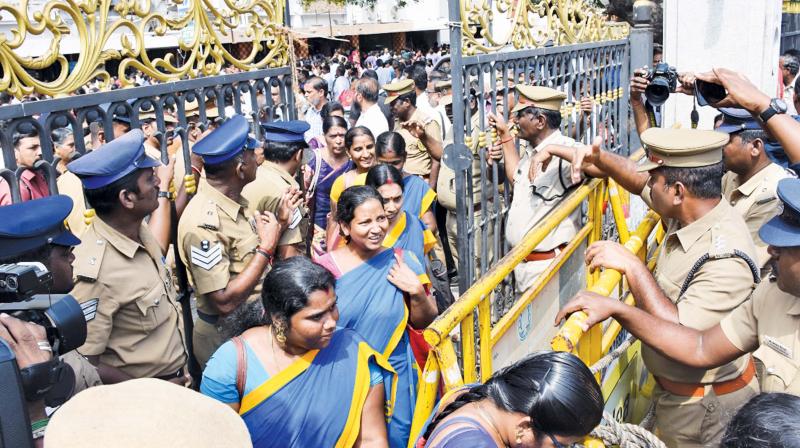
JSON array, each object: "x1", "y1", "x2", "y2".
[
  {"x1": 288, "y1": 208, "x2": 302, "y2": 230},
  {"x1": 191, "y1": 240, "x2": 222, "y2": 270},
  {"x1": 763, "y1": 335, "x2": 793, "y2": 359}
]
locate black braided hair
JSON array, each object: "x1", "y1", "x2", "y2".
[
  {"x1": 422, "y1": 384, "x2": 488, "y2": 441},
  {"x1": 422, "y1": 351, "x2": 603, "y2": 442}
]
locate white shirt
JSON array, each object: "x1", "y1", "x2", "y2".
[
  {"x1": 785, "y1": 73, "x2": 799, "y2": 115},
  {"x1": 355, "y1": 103, "x2": 390, "y2": 138},
  {"x1": 303, "y1": 106, "x2": 323, "y2": 143},
  {"x1": 332, "y1": 76, "x2": 350, "y2": 103}
]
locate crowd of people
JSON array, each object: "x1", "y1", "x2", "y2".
[{"x1": 4, "y1": 39, "x2": 800, "y2": 448}]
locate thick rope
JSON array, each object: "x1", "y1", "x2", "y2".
[
  {"x1": 589, "y1": 412, "x2": 667, "y2": 448},
  {"x1": 585, "y1": 339, "x2": 664, "y2": 447},
  {"x1": 590, "y1": 335, "x2": 635, "y2": 375}
]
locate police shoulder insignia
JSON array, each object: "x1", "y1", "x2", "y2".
[
  {"x1": 190, "y1": 240, "x2": 222, "y2": 270},
  {"x1": 81, "y1": 299, "x2": 99, "y2": 322}
]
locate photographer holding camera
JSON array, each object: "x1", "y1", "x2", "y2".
[
  {"x1": 0, "y1": 194, "x2": 99, "y2": 447},
  {"x1": 630, "y1": 63, "x2": 696, "y2": 135}
]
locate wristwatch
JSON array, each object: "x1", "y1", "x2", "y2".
[
  {"x1": 157, "y1": 191, "x2": 173, "y2": 200},
  {"x1": 758, "y1": 98, "x2": 788, "y2": 123}
]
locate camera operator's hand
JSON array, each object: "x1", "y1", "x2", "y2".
[
  {"x1": 695, "y1": 68, "x2": 771, "y2": 112},
  {"x1": 0, "y1": 313, "x2": 51, "y2": 370},
  {"x1": 630, "y1": 67, "x2": 650, "y2": 102},
  {"x1": 675, "y1": 72, "x2": 696, "y2": 95}
]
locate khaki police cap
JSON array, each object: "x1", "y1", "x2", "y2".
[
  {"x1": 45, "y1": 378, "x2": 252, "y2": 448},
  {"x1": 510, "y1": 85, "x2": 566, "y2": 113},
  {"x1": 384, "y1": 78, "x2": 415, "y2": 104},
  {"x1": 637, "y1": 128, "x2": 728, "y2": 172},
  {"x1": 434, "y1": 80, "x2": 452, "y2": 92},
  {"x1": 138, "y1": 110, "x2": 178, "y2": 124}
]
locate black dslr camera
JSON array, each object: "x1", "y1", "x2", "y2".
[{"x1": 644, "y1": 63, "x2": 679, "y2": 106}]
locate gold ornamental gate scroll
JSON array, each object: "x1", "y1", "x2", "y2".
[{"x1": 0, "y1": 0, "x2": 290, "y2": 98}]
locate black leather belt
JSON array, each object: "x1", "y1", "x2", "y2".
[
  {"x1": 156, "y1": 368, "x2": 185, "y2": 381},
  {"x1": 197, "y1": 310, "x2": 219, "y2": 325}
]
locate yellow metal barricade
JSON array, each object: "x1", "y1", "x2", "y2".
[{"x1": 412, "y1": 150, "x2": 662, "y2": 445}]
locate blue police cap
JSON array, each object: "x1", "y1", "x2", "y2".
[
  {"x1": 67, "y1": 129, "x2": 160, "y2": 190},
  {"x1": 193, "y1": 114, "x2": 257, "y2": 165},
  {"x1": 716, "y1": 108, "x2": 761, "y2": 134},
  {"x1": 759, "y1": 178, "x2": 800, "y2": 247},
  {"x1": 261, "y1": 120, "x2": 310, "y2": 143},
  {"x1": 0, "y1": 195, "x2": 81, "y2": 259}
]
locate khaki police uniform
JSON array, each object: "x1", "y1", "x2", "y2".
[
  {"x1": 718, "y1": 177, "x2": 800, "y2": 395},
  {"x1": 395, "y1": 108, "x2": 442, "y2": 179},
  {"x1": 438, "y1": 112, "x2": 497, "y2": 273},
  {"x1": 636, "y1": 128, "x2": 761, "y2": 448},
  {"x1": 505, "y1": 86, "x2": 581, "y2": 294},
  {"x1": 71, "y1": 218, "x2": 187, "y2": 379},
  {"x1": 57, "y1": 171, "x2": 88, "y2": 237},
  {"x1": 242, "y1": 161, "x2": 307, "y2": 250},
  {"x1": 721, "y1": 163, "x2": 791, "y2": 268},
  {"x1": 721, "y1": 280, "x2": 800, "y2": 394},
  {"x1": 178, "y1": 178, "x2": 262, "y2": 368},
  {"x1": 384, "y1": 79, "x2": 443, "y2": 179}
]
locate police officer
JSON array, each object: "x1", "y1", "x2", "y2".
[
  {"x1": 557, "y1": 128, "x2": 761, "y2": 447},
  {"x1": 0, "y1": 195, "x2": 101, "y2": 397},
  {"x1": 67, "y1": 130, "x2": 188, "y2": 385},
  {"x1": 717, "y1": 107, "x2": 792, "y2": 268},
  {"x1": 241, "y1": 120, "x2": 308, "y2": 259},
  {"x1": 557, "y1": 177, "x2": 800, "y2": 397},
  {"x1": 384, "y1": 78, "x2": 443, "y2": 190},
  {"x1": 177, "y1": 115, "x2": 281, "y2": 368},
  {"x1": 488, "y1": 85, "x2": 584, "y2": 294}
]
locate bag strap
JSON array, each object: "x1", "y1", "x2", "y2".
[
  {"x1": 232, "y1": 336, "x2": 248, "y2": 400},
  {"x1": 306, "y1": 148, "x2": 323, "y2": 199}
]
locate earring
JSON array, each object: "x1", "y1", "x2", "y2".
[
  {"x1": 515, "y1": 428, "x2": 523, "y2": 445},
  {"x1": 273, "y1": 322, "x2": 287, "y2": 345}
]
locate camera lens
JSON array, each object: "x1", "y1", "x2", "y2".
[
  {"x1": 645, "y1": 79, "x2": 671, "y2": 106},
  {"x1": 5, "y1": 275, "x2": 17, "y2": 291}
]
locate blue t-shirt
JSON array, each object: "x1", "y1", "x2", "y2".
[{"x1": 201, "y1": 337, "x2": 384, "y2": 403}]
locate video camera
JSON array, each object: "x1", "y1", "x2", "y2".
[
  {"x1": 0, "y1": 263, "x2": 89, "y2": 355},
  {"x1": 644, "y1": 63, "x2": 679, "y2": 106},
  {"x1": 0, "y1": 263, "x2": 93, "y2": 448}
]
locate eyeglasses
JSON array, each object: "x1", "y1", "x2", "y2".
[{"x1": 546, "y1": 432, "x2": 580, "y2": 448}]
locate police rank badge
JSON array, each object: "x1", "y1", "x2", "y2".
[{"x1": 191, "y1": 240, "x2": 222, "y2": 270}]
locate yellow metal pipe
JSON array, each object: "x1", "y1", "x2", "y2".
[
  {"x1": 424, "y1": 177, "x2": 604, "y2": 347},
  {"x1": 600, "y1": 248, "x2": 661, "y2": 353},
  {"x1": 437, "y1": 337, "x2": 465, "y2": 390},
  {"x1": 601, "y1": 293, "x2": 635, "y2": 353},
  {"x1": 607, "y1": 178, "x2": 631, "y2": 244},
  {"x1": 551, "y1": 210, "x2": 661, "y2": 352},
  {"x1": 408, "y1": 355, "x2": 440, "y2": 446},
  {"x1": 460, "y1": 312, "x2": 477, "y2": 384},
  {"x1": 490, "y1": 223, "x2": 593, "y2": 346},
  {"x1": 478, "y1": 296, "x2": 493, "y2": 382}
]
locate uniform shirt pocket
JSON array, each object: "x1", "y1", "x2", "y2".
[
  {"x1": 231, "y1": 233, "x2": 259, "y2": 263},
  {"x1": 136, "y1": 284, "x2": 168, "y2": 332},
  {"x1": 754, "y1": 344, "x2": 799, "y2": 393}
]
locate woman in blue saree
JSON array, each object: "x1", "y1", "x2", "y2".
[
  {"x1": 375, "y1": 131, "x2": 437, "y2": 229},
  {"x1": 316, "y1": 186, "x2": 439, "y2": 448},
  {"x1": 365, "y1": 163, "x2": 435, "y2": 262},
  {"x1": 201, "y1": 256, "x2": 395, "y2": 447}
]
